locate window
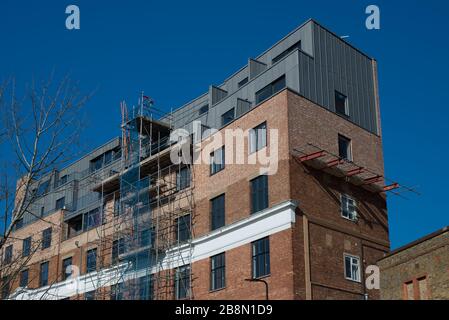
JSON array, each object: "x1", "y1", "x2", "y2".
[
  {"x1": 20, "y1": 269, "x2": 29, "y2": 288},
  {"x1": 22, "y1": 237, "x2": 31, "y2": 257},
  {"x1": 110, "y1": 283, "x2": 124, "y2": 300},
  {"x1": 335, "y1": 91, "x2": 349, "y2": 117},
  {"x1": 238, "y1": 77, "x2": 249, "y2": 88},
  {"x1": 344, "y1": 254, "x2": 361, "y2": 282},
  {"x1": 55, "y1": 197, "x2": 65, "y2": 210},
  {"x1": 86, "y1": 248, "x2": 97, "y2": 273},
  {"x1": 176, "y1": 214, "x2": 191, "y2": 243},
  {"x1": 249, "y1": 122, "x2": 267, "y2": 154},
  {"x1": 404, "y1": 281, "x2": 414, "y2": 300},
  {"x1": 67, "y1": 215, "x2": 83, "y2": 239},
  {"x1": 341, "y1": 195, "x2": 357, "y2": 221},
  {"x1": 403, "y1": 277, "x2": 430, "y2": 300},
  {"x1": 199, "y1": 104, "x2": 209, "y2": 115},
  {"x1": 221, "y1": 108, "x2": 235, "y2": 126},
  {"x1": 140, "y1": 228, "x2": 154, "y2": 247},
  {"x1": 272, "y1": 41, "x2": 302, "y2": 64},
  {"x1": 210, "y1": 147, "x2": 225, "y2": 175},
  {"x1": 58, "y1": 175, "x2": 68, "y2": 187},
  {"x1": 4, "y1": 245, "x2": 13, "y2": 264},
  {"x1": 112, "y1": 238, "x2": 125, "y2": 264},
  {"x1": 176, "y1": 167, "x2": 191, "y2": 191},
  {"x1": 40, "y1": 206, "x2": 45, "y2": 217},
  {"x1": 83, "y1": 207, "x2": 101, "y2": 231},
  {"x1": 40, "y1": 261, "x2": 49, "y2": 287},
  {"x1": 210, "y1": 253, "x2": 226, "y2": 291},
  {"x1": 417, "y1": 277, "x2": 430, "y2": 300},
  {"x1": 338, "y1": 135, "x2": 352, "y2": 161},
  {"x1": 210, "y1": 194, "x2": 225, "y2": 231},
  {"x1": 85, "y1": 291, "x2": 96, "y2": 300},
  {"x1": 255, "y1": 76, "x2": 286, "y2": 104},
  {"x1": 252, "y1": 237, "x2": 270, "y2": 278},
  {"x1": 250, "y1": 175, "x2": 269, "y2": 214},
  {"x1": 42, "y1": 228, "x2": 52, "y2": 249},
  {"x1": 175, "y1": 265, "x2": 191, "y2": 299},
  {"x1": 138, "y1": 275, "x2": 153, "y2": 300},
  {"x1": 62, "y1": 257, "x2": 73, "y2": 280},
  {"x1": 104, "y1": 150, "x2": 113, "y2": 165},
  {"x1": 36, "y1": 180, "x2": 50, "y2": 197},
  {"x1": 1, "y1": 277, "x2": 9, "y2": 299}
]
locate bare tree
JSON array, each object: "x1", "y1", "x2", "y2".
[{"x1": 0, "y1": 74, "x2": 91, "y2": 297}]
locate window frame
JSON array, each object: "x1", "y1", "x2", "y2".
[
  {"x1": 210, "y1": 146, "x2": 225, "y2": 176},
  {"x1": 340, "y1": 194, "x2": 358, "y2": 222},
  {"x1": 210, "y1": 253, "x2": 226, "y2": 291},
  {"x1": 39, "y1": 261, "x2": 49, "y2": 287},
  {"x1": 175, "y1": 214, "x2": 191, "y2": 243},
  {"x1": 335, "y1": 90, "x2": 349, "y2": 117},
  {"x1": 42, "y1": 227, "x2": 52, "y2": 250},
  {"x1": 4, "y1": 245, "x2": 13, "y2": 264},
  {"x1": 338, "y1": 134, "x2": 353, "y2": 161},
  {"x1": 22, "y1": 236, "x2": 32, "y2": 257},
  {"x1": 221, "y1": 108, "x2": 235, "y2": 127},
  {"x1": 255, "y1": 76, "x2": 286, "y2": 105},
  {"x1": 175, "y1": 265, "x2": 191, "y2": 300},
  {"x1": 249, "y1": 122, "x2": 267, "y2": 154},
  {"x1": 250, "y1": 175, "x2": 269, "y2": 214},
  {"x1": 344, "y1": 254, "x2": 361, "y2": 283},
  {"x1": 62, "y1": 256, "x2": 73, "y2": 280},
  {"x1": 210, "y1": 194, "x2": 225, "y2": 231},
  {"x1": 252, "y1": 237, "x2": 271, "y2": 279},
  {"x1": 20, "y1": 269, "x2": 29, "y2": 288},
  {"x1": 86, "y1": 248, "x2": 97, "y2": 273},
  {"x1": 176, "y1": 166, "x2": 191, "y2": 191},
  {"x1": 55, "y1": 197, "x2": 66, "y2": 211}
]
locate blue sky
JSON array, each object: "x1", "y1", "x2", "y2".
[{"x1": 0, "y1": 0, "x2": 448, "y2": 249}]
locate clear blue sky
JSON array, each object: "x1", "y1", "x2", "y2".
[{"x1": 0, "y1": 0, "x2": 448, "y2": 249}]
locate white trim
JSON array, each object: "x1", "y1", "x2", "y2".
[{"x1": 9, "y1": 200, "x2": 298, "y2": 300}]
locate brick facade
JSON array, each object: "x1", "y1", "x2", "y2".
[{"x1": 378, "y1": 227, "x2": 449, "y2": 300}]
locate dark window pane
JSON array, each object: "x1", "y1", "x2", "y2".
[
  {"x1": 210, "y1": 147, "x2": 225, "y2": 175},
  {"x1": 176, "y1": 215, "x2": 191, "y2": 243},
  {"x1": 85, "y1": 291, "x2": 95, "y2": 300},
  {"x1": 272, "y1": 41, "x2": 302, "y2": 64},
  {"x1": 22, "y1": 237, "x2": 31, "y2": 257},
  {"x1": 199, "y1": 104, "x2": 209, "y2": 115},
  {"x1": 4, "y1": 245, "x2": 13, "y2": 264},
  {"x1": 42, "y1": 228, "x2": 52, "y2": 249},
  {"x1": 55, "y1": 197, "x2": 65, "y2": 210},
  {"x1": 177, "y1": 167, "x2": 191, "y2": 191},
  {"x1": 211, "y1": 194, "x2": 225, "y2": 231},
  {"x1": 335, "y1": 91, "x2": 348, "y2": 116},
  {"x1": 211, "y1": 253, "x2": 226, "y2": 291},
  {"x1": 255, "y1": 76, "x2": 286, "y2": 104},
  {"x1": 20, "y1": 269, "x2": 29, "y2": 288},
  {"x1": 238, "y1": 77, "x2": 249, "y2": 88},
  {"x1": 36, "y1": 180, "x2": 50, "y2": 197},
  {"x1": 110, "y1": 283, "x2": 124, "y2": 300},
  {"x1": 1, "y1": 277, "x2": 10, "y2": 299},
  {"x1": 221, "y1": 108, "x2": 235, "y2": 126},
  {"x1": 175, "y1": 265, "x2": 190, "y2": 299},
  {"x1": 40, "y1": 262, "x2": 49, "y2": 287},
  {"x1": 62, "y1": 257, "x2": 73, "y2": 280},
  {"x1": 338, "y1": 135, "x2": 352, "y2": 160},
  {"x1": 251, "y1": 175, "x2": 269, "y2": 214},
  {"x1": 252, "y1": 237, "x2": 270, "y2": 278},
  {"x1": 86, "y1": 248, "x2": 97, "y2": 273},
  {"x1": 138, "y1": 275, "x2": 153, "y2": 300}
]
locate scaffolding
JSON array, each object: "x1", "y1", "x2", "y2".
[{"x1": 76, "y1": 93, "x2": 195, "y2": 300}]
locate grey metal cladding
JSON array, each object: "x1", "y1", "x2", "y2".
[
  {"x1": 310, "y1": 22, "x2": 378, "y2": 134},
  {"x1": 249, "y1": 59, "x2": 267, "y2": 79}
]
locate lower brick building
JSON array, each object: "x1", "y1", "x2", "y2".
[
  {"x1": 1, "y1": 19, "x2": 394, "y2": 300},
  {"x1": 378, "y1": 227, "x2": 449, "y2": 300}
]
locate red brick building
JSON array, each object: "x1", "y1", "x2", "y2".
[{"x1": 1, "y1": 19, "x2": 392, "y2": 300}]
